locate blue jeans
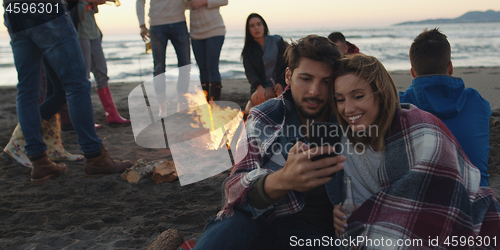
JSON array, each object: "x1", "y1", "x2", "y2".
[
  {"x1": 39, "y1": 58, "x2": 67, "y2": 120},
  {"x1": 191, "y1": 35, "x2": 224, "y2": 83},
  {"x1": 150, "y1": 21, "x2": 190, "y2": 103},
  {"x1": 4, "y1": 8, "x2": 102, "y2": 156},
  {"x1": 193, "y1": 210, "x2": 338, "y2": 250}
]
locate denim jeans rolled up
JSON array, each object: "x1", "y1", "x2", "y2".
[
  {"x1": 191, "y1": 35, "x2": 224, "y2": 83},
  {"x1": 150, "y1": 21, "x2": 190, "y2": 104},
  {"x1": 4, "y1": 8, "x2": 102, "y2": 156}
]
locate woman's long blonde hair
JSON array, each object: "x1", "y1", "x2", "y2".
[{"x1": 329, "y1": 54, "x2": 400, "y2": 151}]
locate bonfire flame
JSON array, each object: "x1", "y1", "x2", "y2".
[{"x1": 184, "y1": 87, "x2": 243, "y2": 151}]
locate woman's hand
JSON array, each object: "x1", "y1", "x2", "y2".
[
  {"x1": 253, "y1": 85, "x2": 268, "y2": 104},
  {"x1": 334, "y1": 204, "x2": 348, "y2": 237},
  {"x1": 333, "y1": 204, "x2": 359, "y2": 237},
  {"x1": 189, "y1": 0, "x2": 207, "y2": 10}
]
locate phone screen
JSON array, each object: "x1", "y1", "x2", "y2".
[{"x1": 309, "y1": 122, "x2": 342, "y2": 161}]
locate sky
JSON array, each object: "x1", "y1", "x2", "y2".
[{"x1": 0, "y1": 0, "x2": 499, "y2": 38}]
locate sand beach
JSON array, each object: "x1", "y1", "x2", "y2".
[{"x1": 0, "y1": 67, "x2": 499, "y2": 249}]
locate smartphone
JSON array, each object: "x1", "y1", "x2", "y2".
[{"x1": 308, "y1": 122, "x2": 342, "y2": 162}]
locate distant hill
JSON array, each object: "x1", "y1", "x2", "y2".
[{"x1": 395, "y1": 10, "x2": 500, "y2": 25}]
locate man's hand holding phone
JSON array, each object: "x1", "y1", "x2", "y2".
[
  {"x1": 309, "y1": 122, "x2": 342, "y2": 166},
  {"x1": 263, "y1": 141, "x2": 345, "y2": 200}
]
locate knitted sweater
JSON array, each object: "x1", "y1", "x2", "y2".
[
  {"x1": 136, "y1": 0, "x2": 187, "y2": 27},
  {"x1": 189, "y1": 0, "x2": 227, "y2": 40}
]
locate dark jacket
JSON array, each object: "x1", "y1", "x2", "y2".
[{"x1": 243, "y1": 35, "x2": 288, "y2": 92}]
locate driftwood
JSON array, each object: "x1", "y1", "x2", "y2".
[
  {"x1": 152, "y1": 160, "x2": 179, "y2": 183},
  {"x1": 147, "y1": 229, "x2": 185, "y2": 250},
  {"x1": 121, "y1": 159, "x2": 165, "y2": 183}
]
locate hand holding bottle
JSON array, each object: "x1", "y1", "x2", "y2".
[
  {"x1": 333, "y1": 176, "x2": 358, "y2": 236},
  {"x1": 140, "y1": 25, "x2": 150, "y2": 42}
]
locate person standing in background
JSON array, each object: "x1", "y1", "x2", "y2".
[
  {"x1": 188, "y1": 0, "x2": 227, "y2": 102},
  {"x1": 3, "y1": 75, "x2": 84, "y2": 168},
  {"x1": 77, "y1": 0, "x2": 130, "y2": 124},
  {"x1": 136, "y1": 0, "x2": 190, "y2": 116},
  {"x1": 3, "y1": 0, "x2": 133, "y2": 184}
]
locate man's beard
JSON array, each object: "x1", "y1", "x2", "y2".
[{"x1": 295, "y1": 98, "x2": 327, "y2": 120}]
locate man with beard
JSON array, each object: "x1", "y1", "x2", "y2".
[{"x1": 193, "y1": 35, "x2": 345, "y2": 249}]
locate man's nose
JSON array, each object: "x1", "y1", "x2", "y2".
[{"x1": 309, "y1": 80, "x2": 321, "y2": 97}]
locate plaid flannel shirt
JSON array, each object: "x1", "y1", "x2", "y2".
[{"x1": 341, "y1": 104, "x2": 500, "y2": 249}]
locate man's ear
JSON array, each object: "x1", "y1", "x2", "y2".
[
  {"x1": 410, "y1": 68, "x2": 417, "y2": 78},
  {"x1": 342, "y1": 45, "x2": 348, "y2": 57},
  {"x1": 447, "y1": 62, "x2": 453, "y2": 76},
  {"x1": 285, "y1": 67, "x2": 292, "y2": 85}
]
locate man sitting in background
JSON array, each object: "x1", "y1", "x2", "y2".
[
  {"x1": 399, "y1": 28, "x2": 491, "y2": 186},
  {"x1": 327, "y1": 32, "x2": 360, "y2": 58}
]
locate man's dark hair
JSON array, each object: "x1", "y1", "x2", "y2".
[
  {"x1": 285, "y1": 35, "x2": 341, "y2": 73},
  {"x1": 327, "y1": 32, "x2": 346, "y2": 46},
  {"x1": 410, "y1": 28, "x2": 451, "y2": 75}
]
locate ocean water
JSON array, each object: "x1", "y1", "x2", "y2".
[{"x1": 1, "y1": 22, "x2": 500, "y2": 86}]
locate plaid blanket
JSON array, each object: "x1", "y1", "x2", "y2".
[
  {"x1": 342, "y1": 104, "x2": 500, "y2": 249},
  {"x1": 177, "y1": 239, "x2": 196, "y2": 250}
]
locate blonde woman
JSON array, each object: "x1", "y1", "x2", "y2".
[{"x1": 330, "y1": 54, "x2": 499, "y2": 247}]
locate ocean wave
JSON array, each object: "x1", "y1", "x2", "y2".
[
  {"x1": 0, "y1": 63, "x2": 15, "y2": 68},
  {"x1": 106, "y1": 56, "x2": 149, "y2": 62},
  {"x1": 108, "y1": 68, "x2": 245, "y2": 82},
  {"x1": 219, "y1": 60, "x2": 241, "y2": 65},
  {"x1": 2, "y1": 24, "x2": 500, "y2": 86}
]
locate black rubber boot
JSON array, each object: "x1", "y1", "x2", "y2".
[
  {"x1": 201, "y1": 82, "x2": 209, "y2": 102},
  {"x1": 210, "y1": 82, "x2": 222, "y2": 101}
]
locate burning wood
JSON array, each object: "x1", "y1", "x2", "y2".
[
  {"x1": 131, "y1": 86, "x2": 245, "y2": 186},
  {"x1": 184, "y1": 88, "x2": 243, "y2": 151}
]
